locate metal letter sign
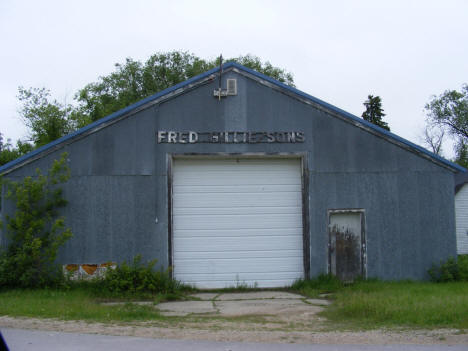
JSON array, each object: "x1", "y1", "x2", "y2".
[{"x1": 157, "y1": 131, "x2": 305, "y2": 144}]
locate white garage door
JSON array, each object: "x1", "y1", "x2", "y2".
[{"x1": 172, "y1": 158, "x2": 304, "y2": 288}]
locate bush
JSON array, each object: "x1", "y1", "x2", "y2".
[
  {"x1": 428, "y1": 255, "x2": 468, "y2": 282},
  {"x1": 459, "y1": 255, "x2": 468, "y2": 281},
  {"x1": 0, "y1": 153, "x2": 72, "y2": 288},
  {"x1": 97, "y1": 255, "x2": 183, "y2": 297}
]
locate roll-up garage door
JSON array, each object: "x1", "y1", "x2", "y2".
[{"x1": 172, "y1": 158, "x2": 304, "y2": 288}]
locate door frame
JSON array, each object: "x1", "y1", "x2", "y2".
[
  {"x1": 327, "y1": 209, "x2": 367, "y2": 279},
  {"x1": 167, "y1": 152, "x2": 310, "y2": 281}
]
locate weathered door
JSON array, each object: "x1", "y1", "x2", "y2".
[{"x1": 329, "y1": 211, "x2": 365, "y2": 282}]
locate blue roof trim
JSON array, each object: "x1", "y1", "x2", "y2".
[
  {"x1": 227, "y1": 62, "x2": 467, "y2": 173},
  {"x1": 0, "y1": 64, "x2": 220, "y2": 174},
  {"x1": 1, "y1": 61, "x2": 466, "y2": 173}
]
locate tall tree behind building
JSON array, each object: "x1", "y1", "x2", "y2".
[
  {"x1": 1, "y1": 51, "x2": 294, "y2": 166},
  {"x1": 0, "y1": 132, "x2": 33, "y2": 166},
  {"x1": 17, "y1": 87, "x2": 74, "y2": 147},
  {"x1": 74, "y1": 52, "x2": 294, "y2": 125},
  {"x1": 361, "y1": 95, "x2": 390, "y2": 131},
  {"x1": 424, "y1": 84, "x2": 468, "y2": 168}
]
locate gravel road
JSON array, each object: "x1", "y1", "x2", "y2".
[{"x1": 1, "y1": 316, "x2": 467, "y2": 345}]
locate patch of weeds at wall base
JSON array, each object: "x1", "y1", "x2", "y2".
[
  {"x1": 291, "y1": 274, "x2": 343, "y2": 297},
  {"x1": 90, "y1": 255, "x2": 194, "y2": 299},
  {"x1": 0, "y1": 152, "x2": 72, "y2": 289},
  {"x1": 0, "y1": 256, "x2": 193, "y2": 322}
]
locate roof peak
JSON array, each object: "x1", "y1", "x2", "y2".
[{"x1": 1, "y1": 62, "x2": 466, "y2": 174}]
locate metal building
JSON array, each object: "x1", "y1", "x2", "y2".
[
  {"x1": 1, "y1": 63, "x2": 465, "y2": 288},
  {"x1": 455, "y1": 172, "x2": 468, "y2": 255}
]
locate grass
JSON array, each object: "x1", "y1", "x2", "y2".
[
  {"x1": 291, "y1": 274, "x2": 343, "y2": 297},
  {"x1": 0, "y1": 286, "x2": 280, "y2": 329},
  {"x1": 325, "y1": 281, "x2": 468, "y2": 329},
  {"x1": 0, "y1": 287, "x2": 168, "y2": 323},
  {"x1": 294, "y1": 275, "x2": 468, "y2": 329},
  {"x1": 1, "y1": 276, "x2": 468, "y2": 330}
]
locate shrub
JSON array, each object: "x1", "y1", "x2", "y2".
[
  {"x1": 428, "y1": 256, "x2": 468, "y2": 282},
  {"x1": 457, "y1": 255, "x2": 468, "y2": 281},
  {"x1": 0, "y1": 153, "x2": 72, "y2": 288},
  {"x1": 98, "y1": 255, "x2": 182, "y2": 297}
]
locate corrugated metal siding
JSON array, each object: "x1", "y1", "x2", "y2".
[
  {"x1": 455, "y1": 184, "x2": 468, "y2": 255},
  {"x1": 172, "y1": 158, "x2": 304, "y2": 288}
]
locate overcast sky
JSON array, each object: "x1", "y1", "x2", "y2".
[{"x1": 1, "y1": 0, "x2": 467, "y2": 158}]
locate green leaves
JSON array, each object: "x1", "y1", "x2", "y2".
[
  {"x1": 428, "y1": 256, "x2": 468, "y2": 283},
  {"x1": 361, "y1": 95, "x2": 390, "y2": 131},
  {"x1": 229, "y1": 54, "x2": 295, "y2": 86},
  {"x1": 425, "y1": 84, "x2": 468, "y2": 167},
  {"x1": 2, "y1": 51, "x2": 295, "y2": 167},
  {"x1": 426, "y1": 87, "x2": 468, "y2": 138},
  {"x1": 17, "y1": 87, "x2": 74, "y2": 147},
  {"x1": 74, "y1": 51, "x2": 295, "y2": 123},
  {"x1": 99, "y1": 255, "x2": 180, "y2": 297},
  {"x1": 0, "y1": 152, "x2": 72, "y2": 288},
  {"x1": 0, "y1": 135, "x2": 33, "y2": 166}
]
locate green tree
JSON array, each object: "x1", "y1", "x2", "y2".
[
  {"x1": 18, "y1": 87, "x2": 74, "y2": 147},
  {"x1": 361, "y1": 95, "x2": 390, "y2": 131},
  {"x1": 425, "y1": 84, "x2": 468, "y2": 167},
  {"x1": 454, "y1": 141, "x2": 468, "y2": 168},
  {"x1": 12, "y1": 51, "x2": 294, "y2": 153},
  {"x1": 74, "y1": 51, "x2": 294, "y2": 123},
  {"x1": 74, "y1": 51, "x2": 211, "y2": 123},
  {"x1": 226, "y1": 54, "x2": 294, "y2": 86},
  {"x1": 425, "y1": 84, "x2": 468, "y2": 140},
  {"x1": 0, "y1": 153, "x2": 72, "y2": 288},
  {"x1": 0, "y1": 132, "x2": 33, "y2": 166}
]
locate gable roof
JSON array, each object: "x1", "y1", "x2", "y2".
[
  {"x1": 455, "y1": 172, "x2": 468, "y2": 194},
  {"x1": 1, "y1": 62, "x2": 467, "y2": 175}
]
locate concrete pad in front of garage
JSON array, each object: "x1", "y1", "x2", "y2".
[
  {"x1": 216, "y1": 298, "x2": 324, "y2": 316},
  {"x1": 157, "y1": 300, "x2": 216, "y2": 316},
  {"x1": 156, "y1": 291, "x2": 328, "y2": 317},
  {"x1": 215, "y1": 291, "x2": 303, "y2": 301},
  {"x1": 188, "y1": 293, "x2": 219, "y2": 301}
]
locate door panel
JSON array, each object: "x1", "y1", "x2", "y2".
[
  {"x1": 172, "y1": 158, "x2": 304, "y2": 288},
  {"x1": 329, "y1": 212, "x2": 365, "y2": 282}
]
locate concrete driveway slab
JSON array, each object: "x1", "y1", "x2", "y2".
[
  {"x1": 216, "y1": 298, "x2": 323, "y2": 316},
  {"x1": 216, "y1": 291, "x2": 303, "y2": 301},
  {"x1": 188, "y1": 293, "x2": 218, "y2": 301},
  {"x1": 157, "y1": 300, "x2": 216, "y2": 316},
  {"x1": 154, "y1": 291, "x2": 330, "y2": 317}
]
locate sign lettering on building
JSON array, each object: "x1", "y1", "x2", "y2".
[{"x1": 157, "y1": 131, "x2": 305, "y2": 144}]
